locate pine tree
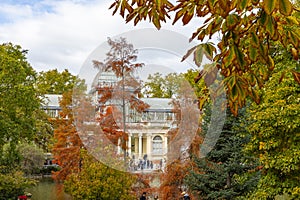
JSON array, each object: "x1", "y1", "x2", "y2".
[{"x1": 186, "y1": 106, "x2": 259, "y2": 199}]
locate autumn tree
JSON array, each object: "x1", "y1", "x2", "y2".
[
  {"x1": 109, "y1": 0, "x2": 300, "y2": 115},
  {"x1": 51, "y1": 91, "x2": 84, "y2": 181},
  {"x1": 245, "y1": 45, "x2": 300, "y2": 199},
  {"x1": 143, "y1": 72, "x2": 202, "y2": 199},
  {"x1": 35, "y1": 69, "x2": 85, "y2": 151},
  {"x1": 93, "y1": 37, "x2": 148, "y2": 160},
  {"x1": 159, "y1": 160, "x2": 191, "y2": 200}
]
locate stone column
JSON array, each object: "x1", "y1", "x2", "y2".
[
  {"x1": 117, "y1": 137, "x2": 121, "y2": 154},
  {"x1": 128, "y1": 133, "x2": 132, "y2": 156},
  {"x1": 138, "y1": 133, "x2": 143, "y2": 158},
  {"x1": 134, "y1": 137, "x2": 138, "y2": 154},
  {"x1": 164, "y1": 136, "x2": 168, "y2": 155},
  {"x1": 146, "y1": 133, "x2": 152, "y2": 159}
]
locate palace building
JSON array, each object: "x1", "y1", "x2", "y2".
[
  {"x1": 89, "y1": 69, "x2": 177, "y2": 171},
  {"x1": 43, "y1": 70, "x2": 177, "y2": 172}
]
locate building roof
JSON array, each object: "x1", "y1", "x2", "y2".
[
  {"x1": 41, "y1": 94, "x2": 173, "y2": 112},
  {"x1": 42, "y1": 94, "x2": 62, "y2": 109},
  {"x1": 141, "y1": 98, "x2": 173, "y2": 111}
]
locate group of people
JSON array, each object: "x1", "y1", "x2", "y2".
[
  {"x1": 130, "y1": 158, "x2": 154, "y2": 171},
  {"x1": 139, "y1": 191, "x2": 190, "y2": 200},
  {"x1": 129, "y1": 155, "x2": 168, "y2": 172}
]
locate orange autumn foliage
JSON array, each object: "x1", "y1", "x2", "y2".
[{"x1": 51, "y1": 91, "x2": 84, "y2": 181}]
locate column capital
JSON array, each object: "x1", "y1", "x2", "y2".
[
  {"x1": 138, "y1": 133, "x2": 143, "y2": 138},
  {"x1": 146, "y1": 133, "x2": 152, "y2": 137}
]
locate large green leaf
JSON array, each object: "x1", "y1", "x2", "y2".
[
  {"x1": 194, "y1": 46, "x2": 204, "y2": 67},
  {"x1": 288, "y1": 31, "x2": 300, "y2": 48},
  {"x1": 263, "y1": 0, "x2": 277, "y2": 14},
  {"x1": 202, "y1": 43, "x2": 216, "y2": 61},
  {"x1": 259, "y1": 11, "x2": 268, "y2": 26},
  {"x1": 248, "y1": 73, "x2": 257, "y2": 87},
  {"x1": 278, "y1": 0, "x2": 293, "y2": 16},
  {"x1": 236, "y1": 81, "x2": 246, "y2": 102},
  {"x1": 181, "y1": 45, "x2": 198, "y2": 62},
  {"x1": 234, "y1": 45, "x2": 245, "y2": 68},
  {"x1": 249, "y1": 47, "x2": 258, "y2": 61},
  {"x1": 223, "y1": 46, "x2": 236, "y2": 67},
  {"x1": 231, "y1": 84, "x2": 238, "y2": 102},
  {"x1": 265, "y1": 15, "x2": 275, "y2": 37},
  {"x1": 226, "y1": 75, "x2": 236, "y2": 91},
  {"x1": 251, "y1": 32, "x2": 260, "y2": 47},
  {"x1": 226, "y1": 14, "x2": 239, "y2": 29},
  {"x1": 238, "y1": 0, "x2": 250, "y2": 11}
]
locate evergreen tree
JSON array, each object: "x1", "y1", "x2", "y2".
[{"x1": 185, "y1": 106, "x2": 259, "y2": 199}]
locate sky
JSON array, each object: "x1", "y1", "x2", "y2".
[{"x1": 0, "y1": 0, "x2": 205, "y2": 78}]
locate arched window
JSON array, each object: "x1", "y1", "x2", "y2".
[{"x1": 152, "y1": 136, "x2": 163, "y2": 154}]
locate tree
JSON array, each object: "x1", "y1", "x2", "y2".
[
  {"x1": 143, "y1": 72, "x2": 184, "y2": 98},
  {"x1": 109, "y1": 0, "x2": 300, "y2": 115},
  {"x1": 36, "y1": 69, "x2": 79, "y2": 95},
  {"x1": 185, "y1": 106, "x2": 260, "y2": 199},
  {"x1": 159, "y1": 160, "x2": 192, "y2": 200},
  {"x1": 0, "y1": 169, "x2": 36, "y2": 200},
  {"x1": 0, "y1": 43, "x2": 40, "y2": 199},
  {"x1": 33, "y1": 109, "x2": 54, "y2": 152},
  {"x1": 142, "y1": 70, "x2": 203, "y2": 199},
  {"x1": 17, "y1": 143, "x2": 45, "y2": 175},
  {"x1": 0, "y1": 43, "x2": 40, "y2": 169},
  {"x1": 64, "y1": 150, "x2": 136, "y2": 200},
  {"x1": 93, "y1": 37, "x2": 148, "y2": 161},
  {"x1": 51, "y1": 91, "x2": 84, "y2": 181},
  {"x1": 35, "y1": 69, "x2": 85, "y2": 151},
  {"x1": 245, "y1": 46, "x2": 300, "y2": 199}
]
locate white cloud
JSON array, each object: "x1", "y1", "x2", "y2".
[{"x1": 0, "y1": 0, "x2": 202, "y2": 75}]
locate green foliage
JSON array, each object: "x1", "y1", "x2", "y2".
[
  {"x1": 245, "y1": 52, "x2": 300, "y2": 199},
  {"x1": 0, "y1": 43, "x2": 40, "y2": 169},
  {"x1": 36, "y1": 69, "x2": 85, "y2": 151},
  {"x1": 64, "y1": 150, "x2": 136, "y2": 200},
  {"x1": 109, "y1": 0, "x2": 300, "y2": 115},
  {"x1": 36, "y1": 69, "x2": 83, "y2": 95},
  {"x1": 0, "y1": 168, "x2": 36, "y2": 200},
  {"x1": 33, "y1": 109, "x2": 54, "y2": 152},
  {"x1": 183, "y1": 69, "x2": 210, "y2": 109},
  {"x1": 186, "y1": 106, "x2": 259, "y2": 199},
  {"x1": 143, "y1": 72, "x2": 185, "y2": 98},
  {"x1": 17, "y1": 143, "x2": 45, "y2": 175},
  {"x1": 143, "y1": 70, "x2": 208, "y2": 101}
]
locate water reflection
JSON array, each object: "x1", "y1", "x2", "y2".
[{"x1": 27, "y1": 177, "x2": 72, "y2": 200}]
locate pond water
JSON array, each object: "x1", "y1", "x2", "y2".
[{"x1": 26, "y1": 177, "x2": 72, "y2": 200}]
